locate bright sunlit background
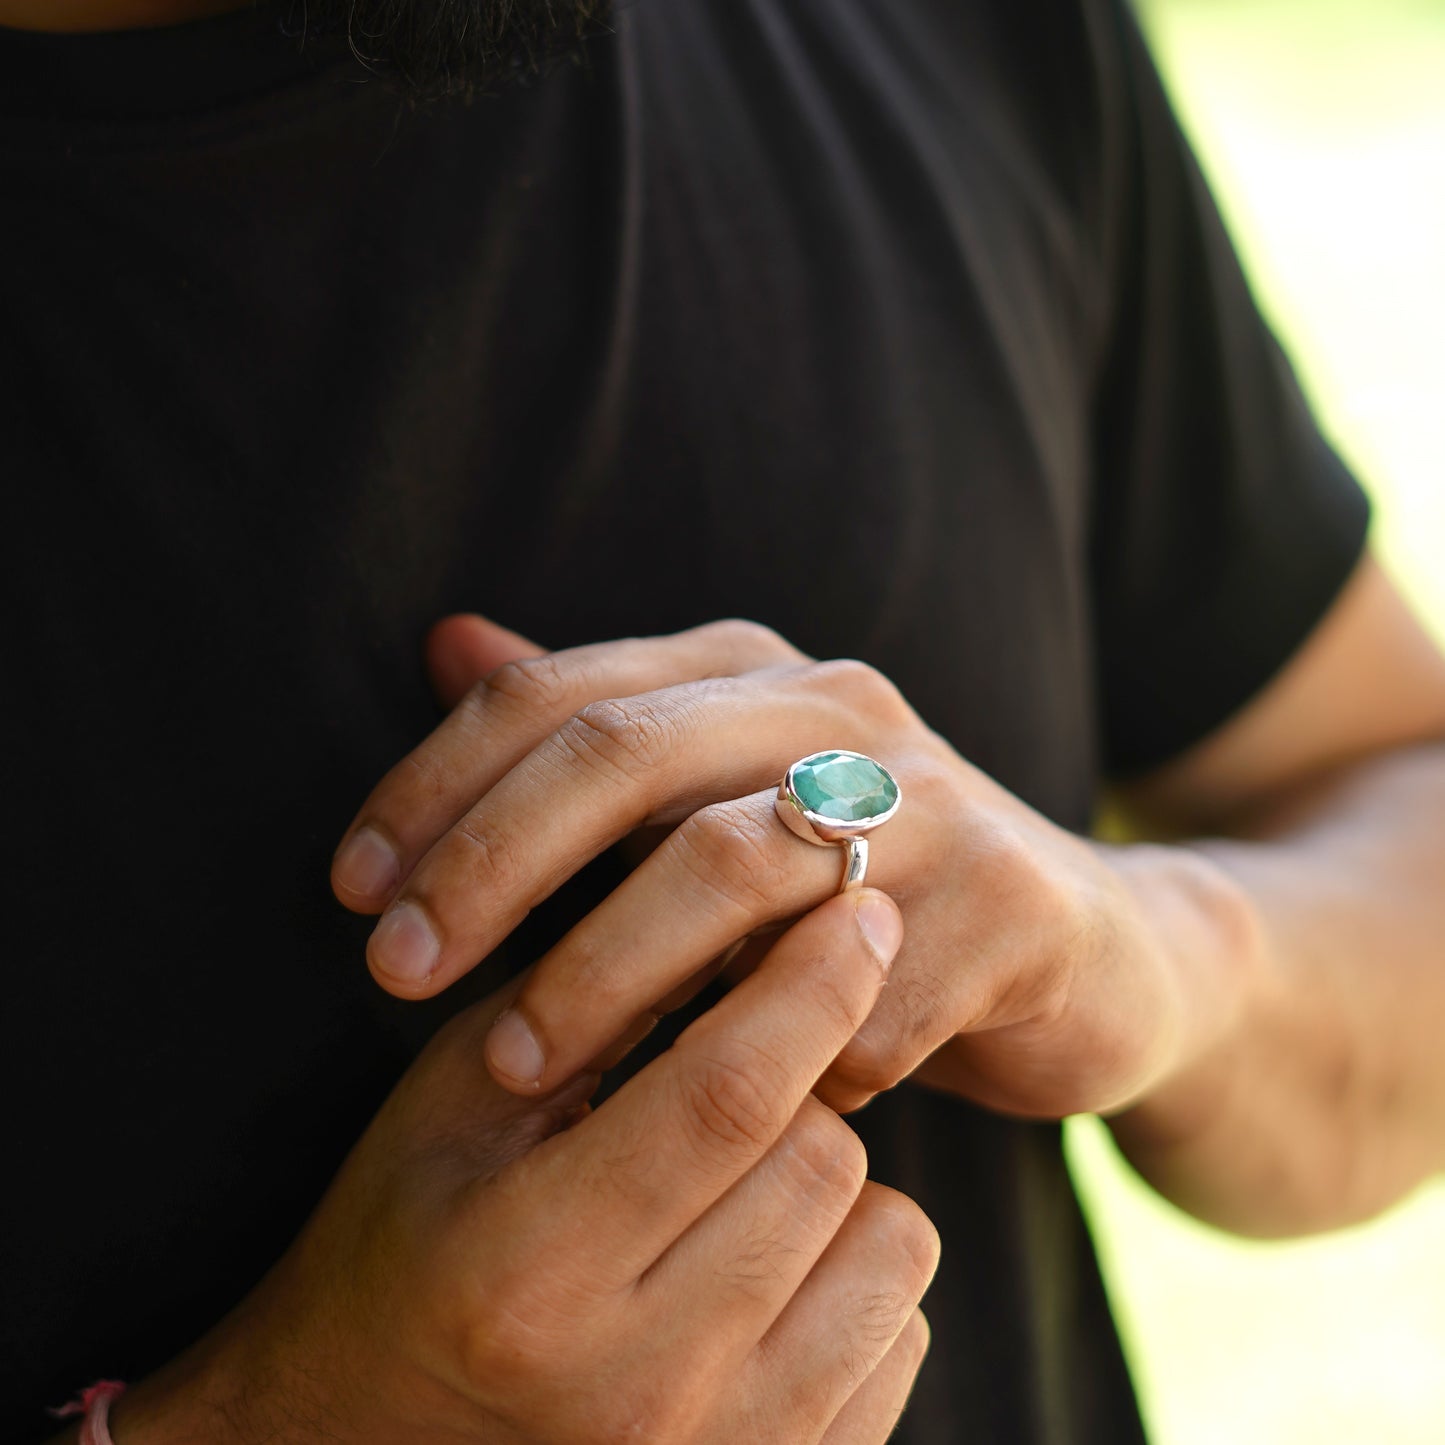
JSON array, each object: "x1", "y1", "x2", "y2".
[{"x1": 1067, "y1": 2, "x2": 1445, "y2": 1442}]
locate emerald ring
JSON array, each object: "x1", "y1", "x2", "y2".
[{"x1": 775, "y1": 750, "x2": 902, "y2": 894}]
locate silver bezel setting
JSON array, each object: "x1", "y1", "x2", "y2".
[{"x1": 774, "y1": 749, "x2": 902, "y2": 846}]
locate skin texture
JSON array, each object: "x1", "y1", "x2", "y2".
[
  {"x1": 71, "y1": 895, "x2": 938, "y2": 1445},
  {"x1": 334, "y1": 552, "x2": 1445, "y2": 1238}
]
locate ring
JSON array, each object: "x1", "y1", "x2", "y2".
[{"x1": 775, "y1": 750, "x2": 901, "y2": 894}]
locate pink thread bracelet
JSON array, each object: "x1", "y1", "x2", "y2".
[{"x1": 49, "y1": 1380, "x2": 126, "y2": 1445}]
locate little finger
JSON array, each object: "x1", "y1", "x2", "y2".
[
  {"x1": 737, "y1": 1181, "x2": 940, "y2": 1441},
  {"x1": 634, "y1": 1097, "x2": 867, "y2": 1363},
  {"x1": 817, "y1": 1310, "x2": 931, "y2": 1445}
]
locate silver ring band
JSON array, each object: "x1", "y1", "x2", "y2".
[{"x1": 840, "y1": 837, "x2": 869, "y2": 892}]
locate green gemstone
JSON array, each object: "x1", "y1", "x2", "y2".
[{"x1": 791, "y1": 751, "x2": 898, "y2": 823}]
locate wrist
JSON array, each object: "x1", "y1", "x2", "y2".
[
  {"x1": 103, "y1": 1317, "x2": 261, "y2": 1445},
  {"x1": 1100, "y1": 838, "x2": 1271, "y2": 1135}
]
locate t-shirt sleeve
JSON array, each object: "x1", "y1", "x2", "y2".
[{"x1": 1088, "y1": 3, "x2": 1371, "y2": 780}]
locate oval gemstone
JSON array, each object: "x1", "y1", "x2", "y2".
[{"x1": 790, "y1": 751, "x2": 899, "y2": 823}]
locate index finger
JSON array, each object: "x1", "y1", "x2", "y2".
[{"x1": 502, "y1": 888, "x2": 903, "y2": 1286}]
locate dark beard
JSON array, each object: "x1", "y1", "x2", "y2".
[{"x1": 282, "y1": 0, "x2": 614, "y2": 102}]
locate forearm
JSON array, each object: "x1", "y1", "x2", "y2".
[{"x1": 1109, "y1": 740, "x2": 1445, "y2": 1237}]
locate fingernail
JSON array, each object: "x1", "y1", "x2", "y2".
[
  {"x1": 334, "y1": 827, "x2": 400, "y2": 899},
  {"x1": 854, "y1": 892, "x2": 903, "y2": 970},
  {"x1": 370, "y1": 902, "x2": 440, "y2": 984},
  {"x1": 487, "y1": 1010, "x2": 546, "y2": 1087}
]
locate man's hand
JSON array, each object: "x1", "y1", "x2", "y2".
[
  {"x1": 332, "y1": 559, "x2": 1445, "y2": 1240},
  {"x1": 331, "y1": 616, "x2": 1252, "y2": 1122},
  {"x1": 105, "y1": 891, "x2": 938, "y2": 1444}
]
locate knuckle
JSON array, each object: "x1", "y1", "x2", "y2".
[
  {"x1": 781, "y1": 1102, "x2": 868, "y2": 1206},
  {"x1": 450, "y1": 678, "x2": 495, "y2": 736},
  {"x1": 679, "y1": 1045, "x2": 788, "y2": 1157},
  {"x1": 396, "y1": 742, "x2": 455, "y2": 806},
  {"x1": 811, "y1": 657, "x2": 912, "y2": 723},
  {"x1": 451, "y1": 811, "x2": 527, "y2": 897},
  {"x1": 562, "y1": 696, "x2": 683, "y2": 777},
  {"x1": 865, "y1": 1186, "x2": 942, "y2": 1288},
  {"x1": 483, "y1": 654, "x2": 574, "y2": 720},
  {"x1": 672, "y1": 803, "x2": 789, "y2": 919},
  {"x1": 457, "y1": 1271, "x2": 565, "y2": 1389},
  {"x1": 970, "y1": 821, "x2": 1054, "y2": 918},
  {"x1": 704, "y1": 616, "x2": 795, "y2": 661},
  {"x1": 845, "y1": 1289, "x2": 919, "y2": 1362}
]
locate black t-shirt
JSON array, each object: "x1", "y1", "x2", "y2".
[{"x1": 1, "y1": 2, "x2": 1368, "y2": 1440}]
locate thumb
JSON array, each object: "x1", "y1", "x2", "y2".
[{"x1": 424, "y1": 613, "x2": 549, "y2": 710}]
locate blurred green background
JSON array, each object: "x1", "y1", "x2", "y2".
[{"x1": 1066, "y1": 2, "x2": 1445, "y2": 1442}]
